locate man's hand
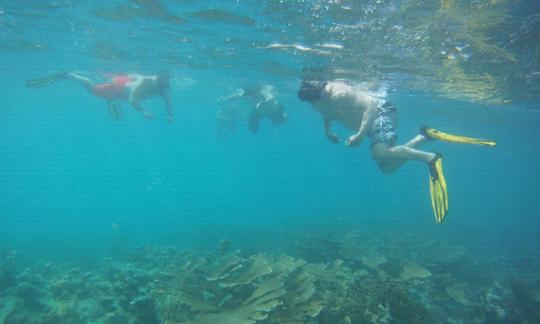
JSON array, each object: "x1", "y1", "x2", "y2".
[
  {"x1": 345, "y1": 133, "x2": 362, "y2": 147},
  {"x1": 326, "y1": 132, "x2": 339, "y2": 144},
  {"x1": 167, "y1": 114, "x2": 174, "y2": 123},
  {"x1": 143, "y1": 111, "x2": 155, "y2": 119}
]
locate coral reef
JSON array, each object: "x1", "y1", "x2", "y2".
[
  {"x1": 0, "y1": 250, "x2": 163, "y2": 324},
  {"x1": 320, "y1": 277, "x2": 428, "y2": 323},
  {"x1": 0, "y1": 249, "x2": 17, "y2": 290},
  {"x1": 294, "y1": 231, "x2": 365, "y2": 263},
  {"x1": 0, "y1": 231, "x2": 537, "y2": 323},
  {"x1": 153, "y1": 252, "x2": 330, "y2": 323},
  {"x1": 398, "y1": 262, "x2": 432, "y2": 282}
]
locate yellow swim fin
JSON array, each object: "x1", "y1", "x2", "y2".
[
  {"x1": 428, "y1": 153, "x2": 448, "y2": 224},
  {"x1": 108, "y1": 100, "x2": 123, "y2": 121},
  {"x1": 421, "y1": 126, "x2": 496, "y2": 148},
  {"x1": 25, "y1": 72, "x2": 67, "y2": 89}
]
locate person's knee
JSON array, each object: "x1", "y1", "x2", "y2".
[
  {"x1": 372, "y1": 146, "x2": 400, "y2": 174},
  {"x1": 371, "y1": 146, "x2": 391, "y2": 160},
  {"x1": 377, "y1": 161, "x2": 397, "y2": 174},
  {"x1": 372, "y1": 153, "x2": 393, "y2": 174},
  {"x1": 387, "y1": 146, "x2": 410, "y2": 160}
]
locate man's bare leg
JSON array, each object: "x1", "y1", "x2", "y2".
[
  {"x1": 129, "y1": 100, "x2": 154, "y2": 119},
  {"x1": 67, "y1": 73, "x2": 95, "y2": 93},
  {"x1": 372, "y1": 142, "x2": 436, "y2": 174},
  {"x1": 404, "y1": 134, "x2": 428, "y2": 149}
]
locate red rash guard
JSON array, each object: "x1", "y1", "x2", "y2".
[{"x1": 92, "y1": 75, "x2": 134, "y2": 100}]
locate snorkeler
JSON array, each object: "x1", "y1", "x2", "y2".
[
  {"x1": 218, "y1": 85, "x2": 288, "y2": 133},
  {"x1": 298, "y1": 79, "x2": 496, "y2": 224},
  {"x1": 26, "y1": 72, "x2": 173, "y2": 122}
]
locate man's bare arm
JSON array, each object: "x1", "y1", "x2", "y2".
[
  {"x1": 346, "y1": 103, "x2": 377, "y2": 146},
  {"x1": 129, "y1": 100, "x2": 154, "y2": 119},
  {"x1": 218, "y1": 89, "x2": 245, "y2": 101},
  {"x1": 67, "y1": 73, "x2": 95, "y2": 93}
]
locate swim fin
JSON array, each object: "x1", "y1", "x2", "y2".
[
  {"x1": 25, "y1": 72, "x2": 67, "y2": 89},
  {"x1": 421, "y1": 126, "x2": 496, "y2": 147},
  {"x1": 108, "y1": 100, "x2": 123, "y2": 121},
  {"x1": 428, "y1": 153, "x2": 448, "y2": 224}
]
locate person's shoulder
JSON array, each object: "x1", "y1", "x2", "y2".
[
  {"x1": 328, "y1": 80, "x2": 354, "y2": 91},
  {"x1": 124, "y1": 74, "x2": 143, "y2": 82},
  {"x1": 325, "y1": 81, "x2": 354, "y2": 99},
  {"x1": 349, "y1": 90, "x2": 376, "y2": 106},
  {"x1": 132, "y1": 74, "x2": 156, "y2": 79}
]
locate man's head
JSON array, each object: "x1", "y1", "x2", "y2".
[
  {"x1": 297, "y1": 80, "x2": 327, "y2": 102},
  {"x1": 156, "y1": 72, "x2": 170, "y2": 90}
]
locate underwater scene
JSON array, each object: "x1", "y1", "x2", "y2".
[{"x1": 1, "y1": 0, "x2": 540, "y2": 323}]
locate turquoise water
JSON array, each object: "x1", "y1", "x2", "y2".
[{"x1": 1, "y1": 1, "x2": 540, "y2": 323}]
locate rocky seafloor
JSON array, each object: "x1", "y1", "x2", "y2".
[{"x1": 1, "y1": 231, "x2": 539, "y2": 323}]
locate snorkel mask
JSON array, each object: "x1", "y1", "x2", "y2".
[{"x1": 297, "y1": 80, "x2": 327, "y2": 102}]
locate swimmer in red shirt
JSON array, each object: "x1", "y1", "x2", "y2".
[{"x1": 26, "y1": 71, "x2": 173, "y2": 122}]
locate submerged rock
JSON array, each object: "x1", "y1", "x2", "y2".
[
  {"x1": 14, "y1": 281, "x2": 43, "y2": 309},
  {"x1": 129, "y1": 296, "x2": 159, "y2": 324},
  {"x1": 446, "y1": 283, "x2": 475, "y2": 306},
  {"x1": 327, "y1": 277, "x2": 429, "y2": 324},
  {"x1": 49, "y1": 277, "x2": 83, "y2": 299},
  {"x1": 398, "y1": 262, "x2": 431, "y2": 281}
]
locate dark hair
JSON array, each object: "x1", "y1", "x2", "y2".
[{"x1": 297, "y1": 80, "x2": 327, "y2": 102}]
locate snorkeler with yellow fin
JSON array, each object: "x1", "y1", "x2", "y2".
[
  {"x1": 421, "y1": 126, "x2": 496, "y2": 224},
  {"x1": 298, "y1": 79, "x2": 497, "y2": 225}
]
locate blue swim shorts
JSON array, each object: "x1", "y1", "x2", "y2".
[{"x1": 369, "y1": 101, "x2": 398, "y2": 147}]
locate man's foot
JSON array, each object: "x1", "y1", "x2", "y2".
[
  {"x1": 53, "y1": 71, "x2": 68, "y2": 80},
  {"x1": 426, "y1": 151, "x2": 438, "y2": 164},
  {"x1": 143, "y1": 112, "x2": 154, "y2": 119},
  {"x1": 420, "y1": 126, "x2": 433, "y2": 140}
]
